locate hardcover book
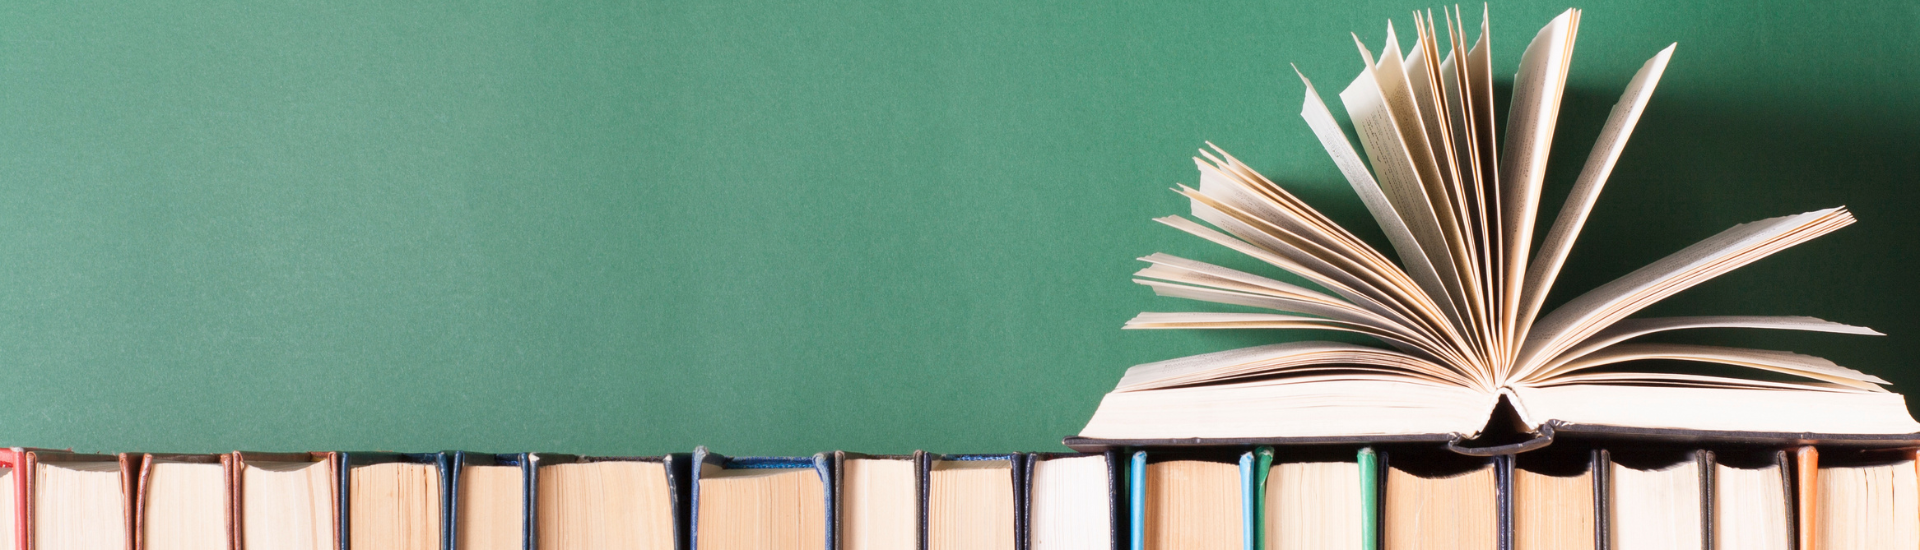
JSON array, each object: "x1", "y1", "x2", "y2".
[
  {"x1": 1025, "y1": 452, "x2": 1120, "y2": 550},
  {"x1": 690, "y1": 448, "x2": 829, "y2": 550},
  {"x1": 1072, "y1": 7, "x2": 1920, "y2": 450},
  {"x1": 133, "y1": 453, "x2": 229, "y2": 550},
  {"x1": 833, "y1": 451, "x2": 918, "y2": 550},
  {"x1": 921, "y1": 453, "x2": 1024, "y2": 550},
  {"x1": 531, "y1": 453, "x2": 685, "y2": 550},
  {"x1": 446, "y1": 451, "x2": 530, "y2": 550},
  {"x1": 336, "y1": 452, "x2": 448, "y2": 550},
  {"x1": 232, "y1": 451, "x2": 338, "y2": 550},
  {"x1": 1127, "y1": 450, "x2": 1251, "y2": 550}
]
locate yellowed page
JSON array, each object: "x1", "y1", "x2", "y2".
[
  {"x1": 1295, "y1": 74, "x2": 1462, "y2": 351},
  {"x1": 35, "y1": 462, "x2": 128, "y2": 550},
  {"x1": 1439, "y1": 16, "x2": 1497, "y2": 354},
  {"x1": 842, "y1": 459, "x2": 915, "y2": 550},
  {"x1": 0, "y1": 468, "x2": 12, "y2": 550},
  {"x1": 1541, "y1": 343, "x2": 1885, "y2": 391},
  {"x1": 1466, "y1": 9, "x2": 1501, "y2": 353},
  {"x1": 1818, "y1": 460, "x2": 1920, "y2": 549},
  {"x1": 1367, "y1": 26, "x2": 1479, "y2": 328},
  {"x1": 1517, "y1": 45, "x2": 1675, "y2": 339},
  {"x1": 1531, "y1": 315, "x2": 1877, "y2": 379},
  {"x1": 1498, "y1": 9, "x2": 1578, "y2": 352},
  {"x1": 695, "y1": 467, "x2": 825, "y2": 550},
  {"x1": 1141, "y1": 461, "x2": 1240, "y2": 550},
  {"x1": 1190, "y1": 162, "x2": 1434, "y2": 316},
  {"x1": 1513, "y1": 466, "x2": 1594, "y2": 550},
  {"x1": 1267, "y1": 461, "x2": 1363, "y2": 550},
  {"x1": 929, "y1": 461, "x2": 1014, "y2": 550},
  {"x1": 1196, "y1": 147, "x2": 1410, "y2": 283},
  {"x1": 1537, "y1": 372, "x2": 1857, "y2": 392},
  {"x1": 1514, "y1": 208, "x2": 1852, "y2": 373},
  {"x1": 1384, "y1": 465, "x2": 1497, "y2": 549},
  {"x1": 1715, "y1": 463, "x2": 1790, "y2": 550},
  {"x1": 1153, "y1": 215, "x2": 1437, "y2": 347},
  {"x1": 1407, "y1": 16, "x2": 1485, "y2": 337},
  {"x1": 1337, "y1": 36, "x2": 1470, "y2": 334},
  {"x1": 458, "y1": 465, "x2": 524, "y2": 550},
  {"x1": 1183, "y1": 161, "x2": 1454, "y2": 342},
  {"x1": 1609, "y1": 460, "x2": 1701, "y2": 549},
  {"x1": 1113, "y1": 341, "x2": 1459, "y2": 392},
  {"x1": 243, "y1": 461, "x2": 337, "y2": 550},
  {"x1": 542, "y1": 461, "x2": 676, "y2": 550},
  {"x1": 1133, "y1": 253, "x2": 1417, "y2": 333}
]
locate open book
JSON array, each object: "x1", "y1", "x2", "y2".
[{"x1": 1076, "y1": 7, "x2": 1920, "y2": 444}]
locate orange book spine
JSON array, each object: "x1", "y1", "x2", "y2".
[{"x1": 1795, "y1": 446, "x2": 1818, "y2": 550}]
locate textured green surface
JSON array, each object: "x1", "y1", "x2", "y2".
[{"x1": 0, "y1": 0, "x2": 1913, "y2": 455}]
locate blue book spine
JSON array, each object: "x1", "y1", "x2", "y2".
[{"x1": 1239, "y1": 451, "x2": 1254, "y2": 550}]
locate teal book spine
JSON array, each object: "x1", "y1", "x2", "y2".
[
  {"x1": 1358, "y1": 447, "x2": 1379, "y2": 550},
  {"x1": 1238, "y1": 450, "x2": 1254, "y2": 550},
  {"x1": 1129, "y1": 450, "x2": 1146, "y2": 550}
]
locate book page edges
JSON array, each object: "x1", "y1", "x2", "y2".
[
  {"x1": 1510, "y1": 385, "x2": 1920, "y2": 435},
  {"x1": 1079, "y1": 378, "x2": 1498, "y2": 440},
  {"x1": 1075, "y1": 382, "x2": 1912, "y2": 451}
]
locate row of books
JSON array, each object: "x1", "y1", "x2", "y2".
[{"x1": 3, "y1": 444, "x2": 1916, "y2": 550}]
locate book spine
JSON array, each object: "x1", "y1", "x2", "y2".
[
  {"x1": 1105, "y1": 450, "x2": 1122, "y2": 550},
  {"x1": 1358, "y1": 447, "x2": 1378, "y2": 550},
  {"x1": 1771, "y1": 450, "x2": 1793, "y2": 550},
  {"x1": 1592, "y1": 449, "x2": 1610, "y2": 550},
  {"x1": 1495, "y1": 454, "x2": 1512, "y2": 550},
  {"x1": 1129, "y1": 451, "x2": 1145, "y2": 550},
  {"x1": 438, "y1": 454, "x2": 453, "y2": 550},
  {"x1": 1794, "y1": 446, "x2": 1818, "y2": 550},
  {"x1": 1696, "y1": 450, "x2": 1713, "y2": 550},
  {"x1": 1251, "y1": 446, "x2": 1273, "y2": 550},
  {"x1": 1237, "y1": 451, "x2": 1253, "y2": 550}
]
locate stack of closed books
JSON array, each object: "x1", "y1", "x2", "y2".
[{"x1": 4, "y1": 443, "x2": 1918, "y2": 549}]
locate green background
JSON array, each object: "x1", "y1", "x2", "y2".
[{"x1": 0, "y1": 0, "x2": 1913, "y2": 456}]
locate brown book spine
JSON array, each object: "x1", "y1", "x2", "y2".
[
  {"x1": 23, "y1": 451, "x2": 37, "y2": 550},
  {"x1": 130, "y1": 453, "x2": 150, "y2": 550},
  {"x1": 1794, "y1": 446, "x2": 1818, "y2": 550},
  {"x1": 221, "y1": 454, "x2": 238, "y2": 550}
]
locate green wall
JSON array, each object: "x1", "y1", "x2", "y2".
[{"x1": 0, "y1": 0, "x2": 1913, "y2": 455}]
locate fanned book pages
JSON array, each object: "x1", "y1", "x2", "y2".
[{"x1": 1074, "y1": 6, "x2": 1920, "y2": 445}]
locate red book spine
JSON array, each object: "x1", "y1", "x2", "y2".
[{"x1": 0, "y1": 448, "x2": 24, "y2": 550}]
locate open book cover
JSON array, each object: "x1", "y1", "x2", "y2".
[{"x1": 1072, "y1": 7, "x2": 1920, "y2": 451}]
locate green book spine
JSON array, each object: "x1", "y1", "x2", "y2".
[
  {"x1": 1252, "y1": 446, "x2": 1274, "y2": 550},
  {"x1": 1358, "y1": 447, "x2": 1379, "y2": 550}
]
